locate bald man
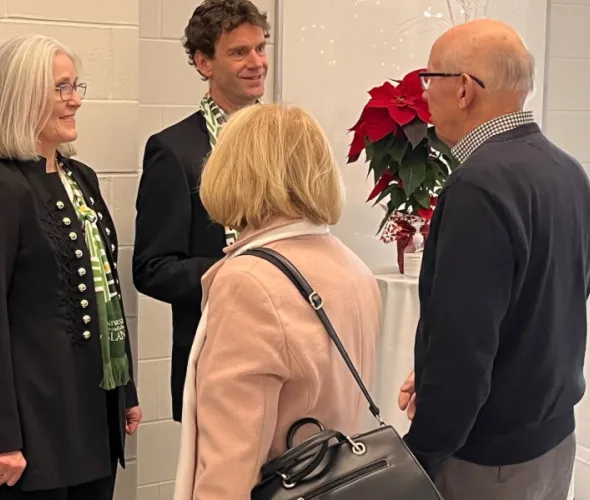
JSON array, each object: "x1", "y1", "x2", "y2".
[{"x1": 397, "y1": 20, "x2": 590, "y2": 500}]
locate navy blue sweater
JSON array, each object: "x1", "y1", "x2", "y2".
[{"x1": 405, "y1": 124, "x2": 590, "y2": 476}]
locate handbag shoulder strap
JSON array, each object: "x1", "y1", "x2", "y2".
[{"x1": 243, "y1": 247, "x2": 385, "y2": 426}]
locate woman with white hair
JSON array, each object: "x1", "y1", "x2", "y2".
[{"x1": 0, "y1": 34, "x2": 141, "y2": 499}]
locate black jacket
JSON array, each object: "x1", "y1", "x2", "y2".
[
  {"x1": 0, "y1": 155, "x2": 138, "y2": 491},
  {"x1": 404, "y1": 124, "x2": 590, "y2": 476},
  {"x1": 133, "y1": 111, "x2": 226, "y2": 421}
]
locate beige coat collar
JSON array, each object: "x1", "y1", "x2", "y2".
[{"x1": 200, "y1": 219, "x2": 329, "y2": 310}]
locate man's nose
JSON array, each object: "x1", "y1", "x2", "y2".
[{"x1": 246, "y1": 49, "x2": 264, "y2": 67}]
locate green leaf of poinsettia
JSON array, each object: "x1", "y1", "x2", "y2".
[
  {"x1": 403, "y1": 118, "x2": 428, "y2": 148},
  {"x1": 372, "y1": 183, "x2": 397, "y2": 206},
  {"x1": 413, "y1": 187, "x2": 430, "y2": 208},
  {"x1": 377, "y1": 203, "x2": 395, "y2": 235},
  {"x1": 388, "y1": 158, "x2": 400, "y2": 175},
  {"x1": 431, "y1": 158, "x2": 451, "y2": 180},
  {"x1": 389, "y1": 133, "x2": 408, "y2": 164},
  {"x1": 364, "y1": 138, "x2": 374, "y2": 163},
  {"x1": 424, "y1": 162, "x2": 438, "y2": 191},
  {"x1": 372, "y1": 187, "x2": 391, "y2": 206},
  {"x1": 371, "y1": 135, "x2": 393, "y2": 164},
  {"x1": 428, "y1": 158, "x2": 443, "y2": 173},
  {"x1": 371, "y1": 154, "x2": 390, "y2": 184},
  {"x1": 399, "y1": 158, "x2": 426, "y2": 197},
  {"x1": 389, "y1": 186, "x2": 407, "y2": 209}
]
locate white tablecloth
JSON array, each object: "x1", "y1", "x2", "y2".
[
  {"x1": 364, "y1": 273, "x2": 419, "y2": 435},
  {"x1": 367, "y1": 273, "x2": 575, "y2": 499}
]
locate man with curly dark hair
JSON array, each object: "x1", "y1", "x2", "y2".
[
  {"x1": 133, "y1": 0, "x2": 271, "y2": 423},
  {"x1": 183, "y1": 0, "x2": 270, "y2": 110}
]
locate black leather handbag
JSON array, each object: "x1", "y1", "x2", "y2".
[{"x1": 243, "y1": 247, "x2": 443, "y2": 500}]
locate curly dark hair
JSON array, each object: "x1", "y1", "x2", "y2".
[{"x1": 182, "y1": 0, "x2": 271, "y2": 67}]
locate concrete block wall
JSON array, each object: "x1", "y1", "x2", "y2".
[
  {"x1": 0, "y1": 0, "x2": 276, "y2": 498},
  {"x1": 544, "y1": 0, "x2": 590, "y2": 497},
  {"x1": 136, "y1": 1, "x2": 276, "y2": 499},
  {"x1": 0, "y1": 2, "x2": 140, "y2": 500}
]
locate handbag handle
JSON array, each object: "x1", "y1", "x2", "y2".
[
  {"x1": 286, "y1": 417, "x2": 324, "y2": 448},
  {"x1": 243, "y1": 248, "x2": 385, "y2": 426},
  {"x1": 260, "y1": 429, "x2": 344, "y2": 484},
  {"x1": 270, "y1": 418, "x2": 329, "y2": 486}
]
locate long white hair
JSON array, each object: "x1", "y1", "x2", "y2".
[{"x1": 0, "y1": 33, "x2": 81, "y2": 160}]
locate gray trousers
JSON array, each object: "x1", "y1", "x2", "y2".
[{"x1": 435, "y1": 433, "x2": 576, "y2": 500}]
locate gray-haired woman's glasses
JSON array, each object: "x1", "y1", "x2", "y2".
[{"x1": 55, "y1": 82, "x2": 87, "y2": 101}]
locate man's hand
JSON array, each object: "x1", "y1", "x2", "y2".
[
  {"x1": 126, "y1": 406, "x2": 142, "y2": 435},
  {"x1": 398, "y1": 371, "x2": 417, "y2": 420},
  {"x1": 0, "y1": 451, "x2": 26, "y2": 486}
]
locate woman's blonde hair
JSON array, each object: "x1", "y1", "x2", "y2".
[
  {"x1": 0, "y1": 34, "x2": 80, "y2": 160},
  {"x1": 200, "y1": 104, "x2": 344, "y2": 231}
]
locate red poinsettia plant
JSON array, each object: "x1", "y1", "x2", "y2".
[{"x1": 347, "y1": 69, "x2": 458, "y2": 242}]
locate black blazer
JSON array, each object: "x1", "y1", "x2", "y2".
[
  {"x1": 0, "y1": 155, "x2": 138, "y2": 492},
  {"x1": 133, "y1": 112, "x2": 226, "y2": 420}
]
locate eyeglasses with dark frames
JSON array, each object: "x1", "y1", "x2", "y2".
[
  {"x1": 55, "y1": 82, "x2": 87, "y2": 101},
  {"x1": 418, "y1": 72, "x2": 485, "y2": 90}
]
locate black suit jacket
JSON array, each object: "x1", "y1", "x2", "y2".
[
  {"x1": 133, "y1": 111, "x2": 226, "y2": 421},
  {"x1": 0, "y1": 155, "x2": 138, "y2": 491}
]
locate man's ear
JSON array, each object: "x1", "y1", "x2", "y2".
[
  {"x1": 457, "y1": 74, "x2": 475, "y2": 110},
  {"x1": 195, "y1": 51, "x2": 214, "y2": 79}
]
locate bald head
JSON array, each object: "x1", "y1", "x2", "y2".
[{"x1": 431, "y1": 19, "x2": 534, "y2": 97}]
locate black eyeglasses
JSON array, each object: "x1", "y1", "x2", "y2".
[
  {"x1": 418, "y1": 72, "x2": 485, "y2": 90},
  {"x1": 55, "y1": 82, "x2": 87, "y2": 101}
]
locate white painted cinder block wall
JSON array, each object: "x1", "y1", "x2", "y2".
[
  {"x1": 544, "y1": 1, "x2": 590, "y2": 498},
  {"x1": 136, "y1": 1, "x2": 276, "y2": 499}
]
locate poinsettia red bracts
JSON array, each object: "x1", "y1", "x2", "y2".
[
  {"x1": 345, "y1": 67, "x2": 458, "y2": 253},
  {"x1": 367, "y1": 171, "x2": 404, "y2": 201},
  {"x1": 348, "y1": 69, "x2": 431, "y2": 162},
  {"x1": 416, "y1": 195, "x2": 438, "y2": 221}
]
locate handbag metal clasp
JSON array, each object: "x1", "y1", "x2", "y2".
[
  {"x1": 277, "y1": 472, "x2": 296, "y2": 489},
  {"x1": 345, "y1": 435, "x2": 367, "y2": 456}
]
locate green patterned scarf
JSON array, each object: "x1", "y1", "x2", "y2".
[
  {"x1": 199, "y1": 94, "x2": 240, "y2": 245},
  {"x1": 57, "y1": 164, "x2": 131, "y2": 390}
]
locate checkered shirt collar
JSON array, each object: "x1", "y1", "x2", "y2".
[{"x1": 451, "y1": 111, "x2": 535, "y2": 163}]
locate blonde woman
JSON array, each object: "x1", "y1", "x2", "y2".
[
  {"x1": 0, "y1": 34, "x2": 140, "y2": 499},
  {"x1": 173, "y1": 104, "x2": 382, "y2": 500}
]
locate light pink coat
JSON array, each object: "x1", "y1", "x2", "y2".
[{"x1": 174, "y1": 221, "x2": 382, "y2": 500}]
